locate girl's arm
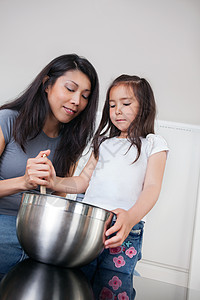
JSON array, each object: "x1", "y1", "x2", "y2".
[
  {"x1": 52, "y1": 161, "x2": 79, "y2": 198},
  {"x1": 47, "y1": 152, "x2": 98, "y2": 195},
  {"x1": 0, "y1": 128, "x2": 51, "y2": 197},
  {"x1": 104, "y1": 150, "x2": 167, "y2": 248}
]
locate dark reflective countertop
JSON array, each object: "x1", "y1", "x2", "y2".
[{"x1": 0, "y1": 258, "x2": 199, "y2": 300}]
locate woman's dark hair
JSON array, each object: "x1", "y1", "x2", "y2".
[
  {"x1": 0, "y1": 54, "x2": 99, "y2": 176},
  {"x1": 93, "y1": 74, "x2": 156, "y2": 162}
]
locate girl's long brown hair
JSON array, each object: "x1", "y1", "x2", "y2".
[{"x1": 93, "y1": 75, "x2": 156, "y2": 162}]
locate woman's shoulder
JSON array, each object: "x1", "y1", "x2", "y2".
[
  {"x1": 0, "y1": 109, "x2": 18, "y2": 120},
  {"x1": 142, "y1": 133, "x2": 169, "y2": 157},
  {"x1": 0, "y1": 109, "x2": 18, "y2": 143}
]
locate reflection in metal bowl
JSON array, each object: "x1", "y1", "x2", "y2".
[
  {"x1": 16, "y1": 192, "x2": 114, "y2": 267},
  {"x1": 0, "y1": 259, "x2": 94, "y2": 300}
]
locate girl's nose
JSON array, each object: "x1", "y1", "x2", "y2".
[
  {"x1": 115, "y1": 105, "x2": 122, "y2": 115},
  {"x1": 70, "y1": 92, "x2": 81, "y2": 105}
]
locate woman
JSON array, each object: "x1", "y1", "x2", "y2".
[{"x1": 0, "y1": 54, "x2": 99, "y2": 278}]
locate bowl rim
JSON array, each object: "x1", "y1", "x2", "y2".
[{"x1": 21, "y1": 192, "x2": 116, "y2": 221}]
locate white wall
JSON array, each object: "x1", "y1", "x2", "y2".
[
  {"x1": 0, "y1": 0, "x2": 199, "y2": 125},
  {"x1": 1, "y1": 0, "x2": 200, "y2": 288}
]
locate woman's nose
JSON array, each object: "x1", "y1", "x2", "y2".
[{"x1": 70, "y1": 92, "x2": 81, "y2": 105}]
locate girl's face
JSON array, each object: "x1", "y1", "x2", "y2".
[
  {"x1": 45, "y1": 70, "x2": 91, "y2": 125},
  {"x1": 109, "y1": 84, "x2": 139, "y2": 137}
]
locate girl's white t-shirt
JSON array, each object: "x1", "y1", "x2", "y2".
[{"x1": 83, "y1": 134, "x2": 169, "y2": 215}]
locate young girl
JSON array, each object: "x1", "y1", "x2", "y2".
[
  {"x1": 41, "y1": 75, "x2": 169, "y2": 278},
  {"x1": 0, "y1": 54, "x2": 99, "y2": 278}
]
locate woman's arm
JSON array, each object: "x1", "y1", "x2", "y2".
[
  {"x1": 0, "y1": 127, "x2": 26, "y2": 197},
  {"x1": 0, "y1": 127, "x2": 5, "y2": 156},
  {"x1": 48, "y1": 152, "x2": 98, "y2": 195},
  {"x1": 104, "y1": 151, "x2": 167, "y2": 248},
  {"x1": 0, "y1": 130, "x2": 51, "y2": 197}
]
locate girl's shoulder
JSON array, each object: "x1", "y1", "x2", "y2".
[
  {"x1": 100, "y1": 136, "x2": 128, "y2": 146},
  {"x1": 98, "y1": 135, "x2": 116, "y2": 146},
  {"x1": 142, "y1": 133, "x2": 169, "y2": 157}
]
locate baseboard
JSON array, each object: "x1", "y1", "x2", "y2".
[{"x1": 135, "y1": 259, "x2": 189, "y2": 287}]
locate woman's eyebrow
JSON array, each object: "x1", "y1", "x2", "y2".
[{"x1": 66, "y1": 80, "x2": 78, "y2": 87}]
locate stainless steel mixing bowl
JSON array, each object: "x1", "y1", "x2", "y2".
[{"x1": 16, "y1": 192, "x2": 114, "y2": 268}]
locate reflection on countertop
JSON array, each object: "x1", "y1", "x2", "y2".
[
  {"x1": 0, "y1": 259, "x2": 94, "y2": 300},
  {"x1": 0, "y1": 259, "x2": 134, "y2": 300},
  {"x1": 0, "y1": 259, "x2": 200, "y2": 300}
]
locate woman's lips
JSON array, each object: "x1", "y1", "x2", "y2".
[{"x1": 63, "y1": 106, "x2": 77, "y2": 115}]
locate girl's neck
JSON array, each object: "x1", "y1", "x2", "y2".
[{"x1": 119, "y1": 132, "x2": 128, "y2": 138}]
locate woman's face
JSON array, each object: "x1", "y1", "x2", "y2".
[{"x1": 45, "y1": 70, "x2": 91, "y2": 124}]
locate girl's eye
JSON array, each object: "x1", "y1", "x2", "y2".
[
  {"x1": 123, "y1": 103, "x2": 131, "y2": 106},
  {"x1": 109, "y1": 102, "x2": 115, "y2": 108}
]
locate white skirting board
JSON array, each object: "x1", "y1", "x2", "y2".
[{"x1": 135, "y1": 259, "x2": 188, "y2": 287}]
